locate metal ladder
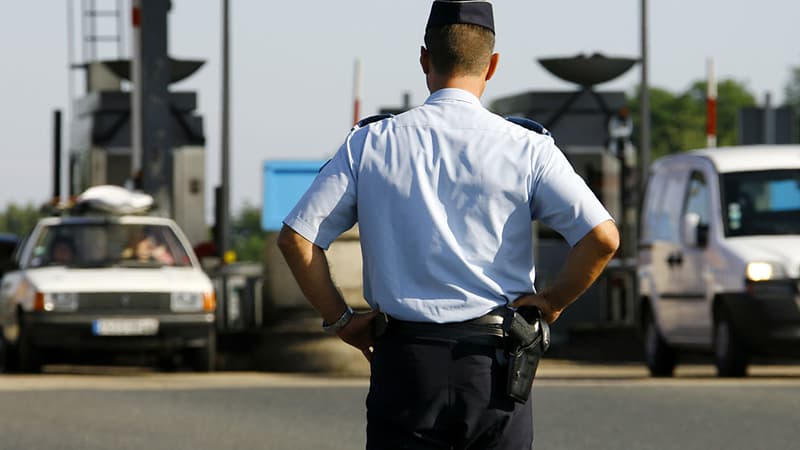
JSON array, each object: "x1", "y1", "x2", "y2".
[{"x1": 77, "y1": 0, "x2": 126, "y2": 64}]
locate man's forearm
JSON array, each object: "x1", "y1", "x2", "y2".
[
  {"x1": 542, "y1": 219, "x2": 620, "y2": 312},
  {"x1": 277, "y1": 225, "x2": 348, "y2": 324}
]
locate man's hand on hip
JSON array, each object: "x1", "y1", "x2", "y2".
[
  {"x1": 337, "y1": 309, "x2": 381, "y2": 361},
  {"x1": 512, "y1": 220, "x2": 620, "y2": 325},
  {"x1": 512, "y1": 293, "x2": 561, "y2": 324}
]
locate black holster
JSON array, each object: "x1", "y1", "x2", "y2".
[{"x1": 504, "y1": 307, "x2": 550, "y2": 403}]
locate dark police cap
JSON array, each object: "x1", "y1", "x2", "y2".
[{"x1": 426, "y1": 0, "x2": 495, "y2": 34}]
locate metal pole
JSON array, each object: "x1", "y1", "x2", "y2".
[
  {"x1": 89, "y1": 0, "x2": 96, "y2": 61},
  {"x1": 53, "y1": 110, "x2": 62, "y2": 202},
  {"x1": 117, "y1": 0, "x2": 125, "y2": 58},
  {"x1": 132, "y1": 0, "x2": 172, "y2": 213},
  {"x1": 67, "y1": 0, "x2": 75, "y2": 198},
  {"x1": 220, "y1": 0, "x2": 231, "y2": 259},
  {"x1": 639, "y1": 0, "x2": 651, "y2": 186},
  {"x1": 81, "y1": 0, "x2": 88, "y2": 64},
  {"x1": 764, "y1": 92, "x2": 775, "y2": 144},
  {"x1": 131, "y1": 0, "x2": 142, "y2": 182}
]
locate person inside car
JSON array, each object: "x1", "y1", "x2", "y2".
[{"x1": 49, "y1": 237, "x2": 76, "y2": 265}]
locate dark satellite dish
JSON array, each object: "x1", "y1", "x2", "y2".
[
  {"x1": 538, "y1": 53, "x2": 638, "y2": 87},
  {"x1": 102, "y1": 58, "x2": 205, "y2": 84}
]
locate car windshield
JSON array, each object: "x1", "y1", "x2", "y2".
[
  {"x1": 721, "y1": 169, "x2": 800, "y2": 237},
  {"x1": 26, "y1": 222, "x2": 193, "y2": 268}
]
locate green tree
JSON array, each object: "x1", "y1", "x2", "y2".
[
  {"x1": 231, "y1": 202, "x2": 267, "y2": 263},
  {"x1": 0, "y1": 203, "x2": 42, "y2": 236}
]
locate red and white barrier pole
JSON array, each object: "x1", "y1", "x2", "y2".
[
  {"x1": 353, "y1": 59, "x2": 362, "y2": 126},
  {"x1": 706, "y1": 58, "x2": 717, "y2": 148},
  {"x1": 131, "y1": 0, "x2": 143, "y2": 176}
]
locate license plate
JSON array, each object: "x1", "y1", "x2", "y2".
[{"x1": 92, "y1": 318, "x2": 159, "y2": 336}]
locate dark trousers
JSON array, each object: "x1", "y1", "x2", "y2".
[{"x1": 366, "y1": 333, "x2": 533, "y2": 450}]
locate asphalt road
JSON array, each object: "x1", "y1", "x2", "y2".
[{"x1": 0, "y1": 363, "x2": 798, "y2": 450}]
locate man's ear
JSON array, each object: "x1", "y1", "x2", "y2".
[
  {"x1": 420, "y1": 46, "x2": 430, "y2": 75},
  {"x1": 485, "y1": 53, "x2": 499, "y2": 81}
]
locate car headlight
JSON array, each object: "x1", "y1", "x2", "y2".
[
  {"x1": 34, "y1": 292, "x2": 79, "y2": 312},
  {"x1": 170, "y1": 292, "x2": 205, "y2": 312},
  {"x1": 746, "y1": 262, "x2": 786, "y2": 282}
]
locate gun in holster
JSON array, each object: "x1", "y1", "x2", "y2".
[{"x1": 504, "y1": 307, "x2": 551, "y2": 403}]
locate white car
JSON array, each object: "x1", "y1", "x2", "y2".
[
  {"x1": 638, "y1": 145, "x2": 800, "y2": 377},
  {"x1": 0, "y1": 212, "x2": 216, "y2": 372}
]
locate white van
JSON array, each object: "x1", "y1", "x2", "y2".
[{"x1": 638, "y1": 145, "x2": 800, "y2": 377}]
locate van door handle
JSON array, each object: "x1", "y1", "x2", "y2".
[{"x1": 667, "y1": 252, "x2": 683, "y2": 267}]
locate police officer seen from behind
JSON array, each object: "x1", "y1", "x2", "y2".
[{"x1": 278, "y1": 1, "x2": 619, "y2": 448}]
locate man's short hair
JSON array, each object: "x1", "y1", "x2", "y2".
[{"x1": 424, "y1": 23, "x2": 495, "y2": 76}]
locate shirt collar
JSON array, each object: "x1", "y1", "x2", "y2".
[{"x1": 424, "y1": 88, "x2": 483, "y2": 107}]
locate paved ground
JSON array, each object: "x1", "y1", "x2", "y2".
[{"x1": 0, "y1": 363, "x2": 799, "y2": 449}]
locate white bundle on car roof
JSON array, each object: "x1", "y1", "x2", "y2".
[{"x1": 75, "y1": 185, "x2": 154, "y2": 215}]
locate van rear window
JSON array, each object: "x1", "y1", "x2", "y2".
[{"x1": 721, "y1": 170, "x2": 800, "y2": 236}]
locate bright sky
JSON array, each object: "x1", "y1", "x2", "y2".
[{"x1": 2, "y1": 0, "x2": 798, "y2": 218}]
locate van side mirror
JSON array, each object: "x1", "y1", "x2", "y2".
[{"x1": 683, "y1": 213, "x2": 708, "y2": 248}]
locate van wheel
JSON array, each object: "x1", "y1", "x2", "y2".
[
  {"x1": 714, "y1": 310, "x2": 748, "y2": 377},
  {"x1": 644, "y1": 310, "x2": 676, "y2": 377}
]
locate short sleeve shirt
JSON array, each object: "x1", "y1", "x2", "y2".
[{"x1": 284, "y1": 88, "x2": 612, "y2": 323}]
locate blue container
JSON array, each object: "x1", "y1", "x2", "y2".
[{"x1": 262, "y1": 160, "x2": 327, "y2": 231}]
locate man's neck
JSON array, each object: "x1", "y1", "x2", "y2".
[{"x1": 427, "y1": 74, "x2": 486, "y2": 99}]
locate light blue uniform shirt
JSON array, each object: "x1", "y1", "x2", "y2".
[{"x1": 284, "y1": 88, "x2": 612, "y2": 323}]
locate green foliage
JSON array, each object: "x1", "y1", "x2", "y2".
[
  {"x1": 0, "y1": 203, "x2": 42, "y2": 237},
  {"x1": 231, "y1": 202, "x2": 267, "y2": 263},
  {"x1": 628, "y1": 79, "x2": 756, "y2": 159}
]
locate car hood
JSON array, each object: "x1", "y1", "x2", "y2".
[
  {"x1": 724, "y1": 235, "x2": 800, "y2": 278},
  {"x1": 24, "y1": 266, "x2": 213, "y2": 293}
]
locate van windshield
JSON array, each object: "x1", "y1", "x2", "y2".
[{"x1": 721, "y1": 169, "x2": 800, "y2": 237}]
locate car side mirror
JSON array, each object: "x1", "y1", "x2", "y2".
[{"x1": 683, "y1": 213, "x2": 708, "y2": 248}]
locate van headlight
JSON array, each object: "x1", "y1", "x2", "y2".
[
  {"x1": 746, "y1": 262, "x2": 786, "y2": 282},
  {"x1": 170, "y1": 292, "x2": 204, "y2": 312}
]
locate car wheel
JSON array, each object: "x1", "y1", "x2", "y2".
[
  {"x1": 714, "y1": 310, "x2": 748, "y2": 377},
  {"x1": 643, "y1": 309, "x2": 676, "y2": 377},
  {"x1": 189, "y1": 330, "x2": 216, "y2": 372},
  {"x1": 17, "y1": 322, "x2": 42, "y2": 373}
]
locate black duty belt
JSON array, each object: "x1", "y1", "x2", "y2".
[{"x1": 383, "y1": 308, "x2": 510, "y2": 346}]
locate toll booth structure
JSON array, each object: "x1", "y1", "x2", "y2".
[
  {"x1": 67, "y1": 1, "x2": 208, "y2": 246},
  {"x1": 69, "y1": 69, "x2": 207, "y2": 245}
]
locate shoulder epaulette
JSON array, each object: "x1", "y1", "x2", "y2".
[
  {"x1": 506, "y1": 116, "x2": 552, "y2": 137},
  {"x1": 354, "y1": 113, "x2": 394, "y2": 130}
]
